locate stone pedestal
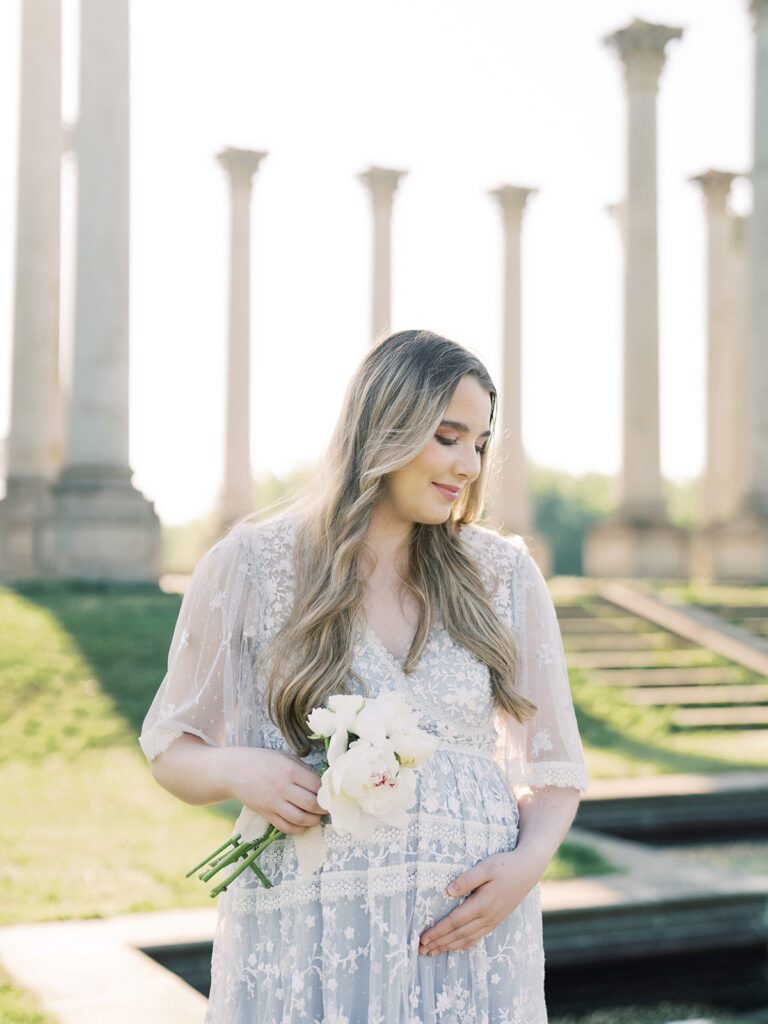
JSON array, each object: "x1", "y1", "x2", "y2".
[
  {"x1": 0, "y1": 0, "x2": 63, "y2": 580},
  {"x1": 584, "y1": 516, "x2": 690, "y2": 580},
  {"x1": 358, "y1": 167, "x2": 407, "y2": 344},
  {"x1": 586, "y1": 19, "x2": 688, "y2": 579},
  {"x1": 43, "y1": 466, "x2": 161, "y2": 582},
  {"x1": 690, "y1": 513, "x2": 768, "y2": 584},
  {"x1": 47, "y1": 0, "x2": 161, "y2": 581}
]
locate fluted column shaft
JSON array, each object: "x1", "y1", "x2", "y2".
[
  {"x1": 65, "y1": 0, "x2": 130, "y2": 471},
  {"x1": 691, "y1": 171, "x2": 741, "y2": 524},
  {"x1": 488, "y1": 185, "x2": 535, "y2": 534},
  {"x1": 745, "y1": 0, "x2": 768, "y2": 514},
  {"x1": 216, "y1": 148, "x2": 266, "y2": 528},
  {"x1": 358, "y1": 167, "x2": 407, "y2": 343},
  {"x1": 604, "y1": 19, "x2": 682, "y2": 522},
  {"x1": 8, "y1": 0, "x2": 62, "y2": 481}
]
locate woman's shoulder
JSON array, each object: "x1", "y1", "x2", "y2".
[
  {"x1": 228, "y1": 507, "x2": 301, "y2": 565},
  {"x1": 458, "y1": 520, "x2": 530, "y2": 567}
]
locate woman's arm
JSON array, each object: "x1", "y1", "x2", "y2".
[
  {"x1": 150, "y1": 733, "x2": 236, "y2": 806},
  {"x1": 150, "y1": 733, "x2": 326, "y2": 836},
  {"x1": 511, "y1": 783, "x2": 581, "y2": 879}
]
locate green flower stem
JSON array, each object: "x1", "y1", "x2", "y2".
[
  {"x1": 210, "y1": 828, "x2": 283, "y2": 897},
  {"x1": 200, "y1": 839, "x2": 253, "y2": 882},
  {"x1": 185, "y1": 834, "x2": 242, "y2": 878}
]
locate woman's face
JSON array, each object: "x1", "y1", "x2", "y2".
[{"x1": 379, "y1": 373, "x2": 493, "y2": 527}]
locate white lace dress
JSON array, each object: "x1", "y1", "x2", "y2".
[{"x1": 139, "y1": 512, "x2": 589, "y2": 1024}]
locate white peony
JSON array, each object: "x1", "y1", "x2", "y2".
[
  {"x1": 317, "y1": 737, "x2": 417, "y2": 839},
  {"x1": 389, "y1": 726, "x2": 438, "y2": 768},
  {"x1": 306, "y1": 693, "x2": 366, "y2": 766}
]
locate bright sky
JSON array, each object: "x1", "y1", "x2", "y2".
[{"x1": 0, "y1": 0, "x2": 754, "y2": 525}]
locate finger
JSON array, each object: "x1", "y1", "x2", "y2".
[
  {"x1": 298, "y1": 771, "x2": 321, "y2": 795},
  {"x1": 287, "y1": 782, "x2": 324, "y2": 816},
  {"x1": 420, "y1": 906, "x2": 476, "y2": 947},
  {"x1": 426, "y1": 920, "x2": 486, "y2": 952},
  {"x1": 279, "y1": 800, "x2": 322, "y2": 829},
  {"x1": 269, "y1": 813, "x2": 301, "y2": 835}
]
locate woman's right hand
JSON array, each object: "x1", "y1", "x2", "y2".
[{"x1": 223, "y1": 746, "x2": 326, "y2": 836}]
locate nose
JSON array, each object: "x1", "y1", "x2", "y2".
[{"x1": 453, "y1": 442, "x2": 481, "y2": 482}]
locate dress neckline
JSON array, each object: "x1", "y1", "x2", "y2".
[{"x1": 363, "y1": 625, "x2": 410, "y2": 673}]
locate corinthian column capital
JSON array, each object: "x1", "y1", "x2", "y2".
[
  {"x1": 603, "y1": 18, "x2": 683, "y2": 93},
  {"x1": 216, "y1": 147, "x2": 268, "y2": 190},
  {"x1": 689, "y1": 170, "x2": 740, "y2": 214},
  {"x1": 488, "y1": 184, "x2": 537, "y2": 223},
  {"x1": 358, "y1": 166, "x2": 408, "y2": 205}
]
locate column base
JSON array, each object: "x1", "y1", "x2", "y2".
[
  {"x1": 42, "y1": 464, "x2": 163, "y2": 582},
  {"x1": 584, "y1": 514, "x2": 690, "y2": 579},
  {"x1": 690, "y1": 513, "x2": 768, "y2": 583},
  {"x1": 0, "y1": 476, "x2": 57, "y2": 580}
]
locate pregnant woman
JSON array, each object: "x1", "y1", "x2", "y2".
[{"x1": 139, "y1": 328, "x2": 589, "y2": 1023}]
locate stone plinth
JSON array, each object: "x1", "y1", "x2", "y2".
[
  {"x1": 690, "y1": 513, "x2": 768, "y2": 584},
  {"x1": 584, "y1": 515, "x2": 690, "y2": 580},
  {"x1": 42, "y1": 466, "x2": 162, "y2": 582}
]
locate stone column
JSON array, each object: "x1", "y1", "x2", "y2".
[
  {"x1": 0, "y1": 0, "x2": 63, "y2": 579},
  {"x1": 585, "y1": 18, "x2": 688, "y2": 579},
  {"x1": 46, "y1": 0, "x2": 161, "y2": 581},
  {"x1": 690, "y1": 172, "x2": 741, "y2": 526},
  {"x1": 214, "y1": 147, "x2": 267, "y2": 535},
  {"x1": 358, "y1": 166, "x2": 407, "y2": 344},
  {"x1": 717, "y1": 0, "x2": 768, "y2": 579},
  {"x1": 486, "y1": 185, "x2": 550, "y2": 572}
]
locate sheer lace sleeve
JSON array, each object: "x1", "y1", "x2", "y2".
[
  {"x1": 494, "y1": 540, "x2": 590, "y2": 795},
  {"x1": 138, "y1": 525, "x2": 264, "y2": 763}
]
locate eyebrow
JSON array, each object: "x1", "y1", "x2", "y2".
[{"x1": 439, "y1": 419, "x2": 492, "y2": 438}]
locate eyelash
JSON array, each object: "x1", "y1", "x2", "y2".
[{"x1": 435, "y1": 436, "x2": 488, "y2": 456}]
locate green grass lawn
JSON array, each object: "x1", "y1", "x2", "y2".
[
  {"x1": 3, "y1": 578, "x2": 765, "y2": 1018},
  {"x1": 572, "y1": 668, "x2": 768, "y2": 778},
  {"x1": 0, "y1": 582, "x2": 614, "y2": 928}
]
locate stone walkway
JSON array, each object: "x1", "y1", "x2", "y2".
[{"x1": 1, "y1": 819, "x2": 765, "y2": 1024}]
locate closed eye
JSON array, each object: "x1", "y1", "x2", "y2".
[{"x1": 435, "y1": 436, "x2": 488, "y2": 456}]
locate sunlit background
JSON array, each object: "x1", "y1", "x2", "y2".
[{"x1": 0, "y1": 0, "x2": 753, "y2": 525}]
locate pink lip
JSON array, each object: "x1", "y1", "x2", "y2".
[{"x1": 432, "y1": 483, "x2": 460, "y2": 501}]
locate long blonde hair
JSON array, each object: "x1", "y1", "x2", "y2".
[{"x1": 240, "y1": 329, "x2": 538, "y2": 755}]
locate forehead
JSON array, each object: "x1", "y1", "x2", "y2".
[{"x1": 442, "y1": 375, "x2": 492, "y2": 425}]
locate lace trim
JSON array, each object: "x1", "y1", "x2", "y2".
[
  {"x1": 138, "y1": 723, "x2": 197, "y2": 763},
  {"x1": 432, "y1": 739, "x2": 496, "y2": 762},
  {"x1": 509, "y1": 761, "x2": 589, "y2": 792},
  {"x1": 298, "y1": 812, "x2": 518, "y2": 851},
  {"x1": 225, "y1": 811, "x2": 519, "y2": 915},
  {"x1": 227, "y1": 847, "x2": 518, "y2": 916}
]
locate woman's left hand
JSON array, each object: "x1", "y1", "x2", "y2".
[{"x1": 418, "y1": 849, "x2": 544, "y2": 955}]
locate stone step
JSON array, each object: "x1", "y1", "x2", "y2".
[
  {"x1": 625, "y1": 684, "x2": 768, "y2": 706},
  {"x1": 557, "y1": 615, "x2": 658, "y2": 634},
  {"x1": 567, "y1": 649, "x2": 720, "y2": 670},
  {"x1": 701, "y1": 605, "x2": 768, "y2": 619},
  {"x1": 552, "y1": 603, "x2": 600, "y2": 618},
  {"x1": 673, "y1": 706, "x2": 768, "y2": 728},
  {"x1": 586, "y1": 666, "x2": 749, "y2": 687},
  {"x1": 563, "y1": 633, "x2": 682, "y2": 652},
  {"x1": 577, "y1": 769, "x2": 768, "y2": 841}
]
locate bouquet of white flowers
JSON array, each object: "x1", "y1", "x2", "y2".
[{"x1": 187, "y1": 691, "x2": 438, "y2": 898}]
